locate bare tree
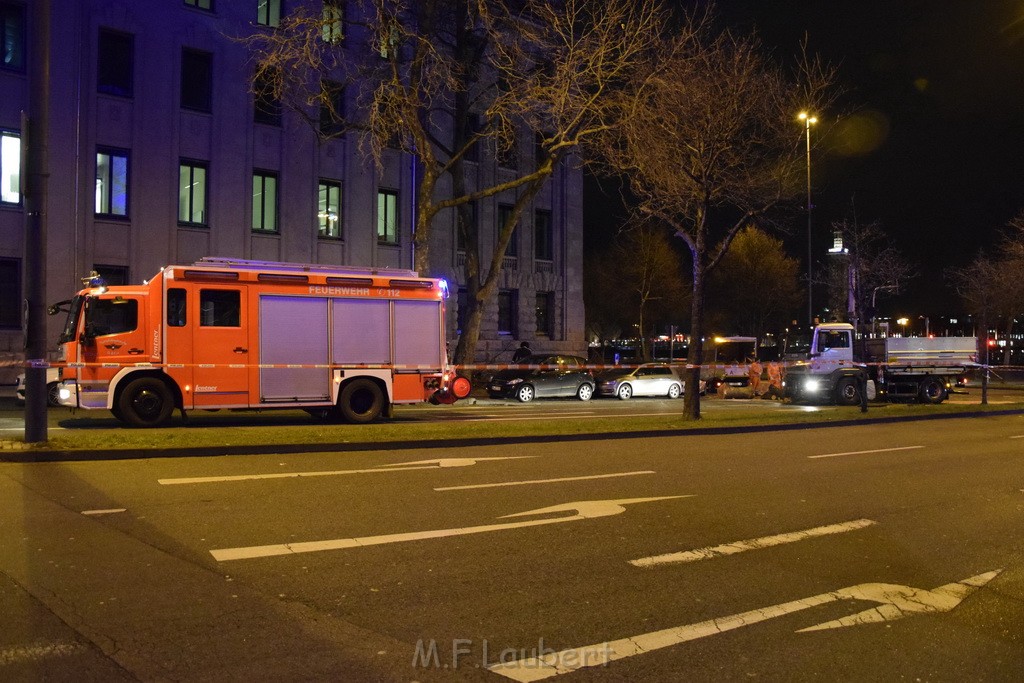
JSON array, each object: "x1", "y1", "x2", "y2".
[
  {"x1": 243, "y1": 0, "x2": 665, "y2": 364},
  {"x1": 593, "y1": 14, "x2": 836, "y2": 419}
]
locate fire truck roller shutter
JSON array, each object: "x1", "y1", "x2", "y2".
[
  {"x1": 259, "y1": 296, "x2": 331, "y2": 402},
  {"x1": 393, "y1": 300, "x2": 443, "y2": 367},
  {"x1": 332, "y1": 299, "x2": 391, "y2": 364}
]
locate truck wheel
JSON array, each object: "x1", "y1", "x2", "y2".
[
  {"x1": 338, "y1": 379, "x2": 385, "y2": 423},
  {"x1": 834, "y1": 377, "x2": 861, "y2": 406},
  {"x1": 918, "y1": 377, "x2": 946, "y2": 404},
  {"x1": 117, "y1": 377, "x2": 174, "y2": 427}
]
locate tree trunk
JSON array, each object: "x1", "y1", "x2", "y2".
[{"x1": 683, "y1": 257, "x2": 705, "y2": 420}]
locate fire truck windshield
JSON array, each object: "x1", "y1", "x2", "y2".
[{"x1": 57, "y1": 295, "x2": 84, "y2": 344}]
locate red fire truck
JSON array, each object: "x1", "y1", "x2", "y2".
[{"x1": 55, "y1": 257, "x2": 469, "y2": 426}]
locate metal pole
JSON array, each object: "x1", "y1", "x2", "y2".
[
  {"x1": 805, "y1": 118, "x2": 813, "y2": 326},
  {"x1": 23, "y1": 0, "x2": 51, "y2": 443}
]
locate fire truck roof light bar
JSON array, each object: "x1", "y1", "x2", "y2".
[{"x1": 194, "y1": 257, "x2": 419, "y2": 278}]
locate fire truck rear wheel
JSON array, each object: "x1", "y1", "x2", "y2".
[
  {"x1": 118, "y1": 377, "x2": 174, "y2": 427},
  {"x1": 338, "y1": 379, "x2": 385, "y2": 423}
]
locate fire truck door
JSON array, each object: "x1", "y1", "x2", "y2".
[{"x1": 192, "y1": 286, "x2": 249, "y2": 407}]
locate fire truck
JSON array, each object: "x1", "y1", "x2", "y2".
[{"x1": 55, "y1": 258, "x2": 470, "y2": 427}]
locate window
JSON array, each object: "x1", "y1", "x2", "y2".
[
  {"x1": 185, "y1": 0, "x2": 213, "y2": 10},
  {"x1": 377, "y1": 189, "x2": 398, "y2": 244},
  {"x1": 498, "y1": 204, "x2": 517, "y2": 257},
  {"x1": 1, "y1": 2, "x2": 25, "y2": 71},
  {"x1": 534, "y1": 132, "x2": 547, "y2": 167},
  {"x1": 497, "y1": 133, "x2": 517, "y2": 170},
  {"x1": 256, "y1": 0, "x2": 282, "y2": 27},
  {"x1": 167, "y1": 288, "x2": 187, "y2": 327},
  {"x1": 179, "y1": 161, "x2": 208, "y2": 226},
  {"x1": 95, "y1": 149, "x2": 129, "y2": 217},
  {"x1": 97, "y1": 29, "x2": 133, "y2": 97},
  {"x1": 253, "y1": 69, "x2": 282, "y2": 125},
  {"x1": 86, "y1": 298, "x2": 138, "y2": 336},
  {"x1": 0, "y1": 258, "x2": 19, "y2": 328},
  {"x1": 318, "y1": 180, "x2": 341, "y2": 238},
  {"x1": 319, "y1": 80, "x2": 345, "y2": 136},
  {"x1": 322, "y1": 0, "x2": 343, "y2": 44},
  {"x1": 456, "y1": 287, "x2": 468, "y2": 335},
  {"x1": 199, "y1": 289, "x2": 240, "y2": 326},
  {"x1": 92, "y1": 264, "x2": 129, "y2": 286},
  {"x1": 456, "y1": 201, "x2": 475, "y2": 252},
  {"x1": 379, "y1": 22, "x2": 398, "y2": 59},
  {"x1": 534, "y1": 209, "x2": 553, "y2": 261},
  {"x1": 252, "y1": 171, "x2": 277, "y2": 232},
  {"x1": 1, "y1": 130, "x2": 19, "y2": 203},
  {"x1": 535, "y1": 291, "x2": 554, "y2": 338},
  {"x1": 497, "y1": 289, "x2": 518, "y2": 336},
  {"x1": 819, "y1": 330, "x2": 850, "y2": 350},
  {"x1": 181, "y1": 49, "x2": 213, "y2": 112}
]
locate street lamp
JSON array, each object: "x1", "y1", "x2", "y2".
[
  {"x1": 798, "y1": 111, "x2": 817, "y2": 326},
  {"x1": 897, "y1": 317, "x2": 909, "y2": 337}
]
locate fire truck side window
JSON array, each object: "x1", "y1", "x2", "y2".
[
  {"x1": 200, "y1": 289, "x2": 241, "y2": 327},
  {"x1": 167, "y1": 288, "x2": 186, "y2": 327},
  {"x1": 87, "y1": 298, "x2": 138, "y2": 336}
]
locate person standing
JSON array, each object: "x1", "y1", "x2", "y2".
[
  {"x1": 748, "y1": 356, "x2": 763, "y2": 396},
  {"x1": 512, "y1": 341, "x2": 531, "y2": 363}
]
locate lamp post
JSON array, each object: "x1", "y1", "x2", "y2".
[{"x1": 798, "y1": 111, "x2": 817, "y2": 326}]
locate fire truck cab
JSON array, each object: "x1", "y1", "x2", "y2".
[{"x1": 55, "y1": 258, "x2": 469, "y2": 427}]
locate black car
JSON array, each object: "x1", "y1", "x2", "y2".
[{"x1": 487, "y1": 354, "x2": 595, "y2": 402}]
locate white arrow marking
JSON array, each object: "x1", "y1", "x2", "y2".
[
  {"x1": 435, "y1": 471, "x2": 655, "y2": 492},
  {"x1": 81, "y1": 508, "x2": 127, "y2": 516},
  {"x1": 630, "y1": 519, "x2": 877, "y2": 567},
  {"x1": 808, "y1": 445, "x2": 923, "y2": 459},
  {"x1": 158, "y1": 456, "x2": 535, "y2": 485},
  {"x1": 210, "y1": 495, "x2": 690, "y2": 561},
  {"x1": 487, "y1": 570, "x2": 1001, "y2": 682}
]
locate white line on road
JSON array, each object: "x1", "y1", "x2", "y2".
[
  {"x1": 808, "y1": 445, "x2": 923, "y2": 459},
  {"x1": 487, "y1": 570, "x2": 1001, "y2": 682},
  {"x1": 1010, "y1": 435, "x2": 1024, "y2": 439},
  {"x1": 158, "y1": 456, "x2": 535, "y2": 485},
  {"x1": 81, "y1": 508, "x2": 127, "y2": 516},
  {"x1": 0, "y1": 641, "x2": 85, "y2": 665},
  {"x1": 434, "y1": 470, "x2": 655, "y2": 492},
  {"x1": 629, "y1": 519, "x2": 877, "y2": 568}
]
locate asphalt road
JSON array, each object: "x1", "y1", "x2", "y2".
[{"x1": 2, "y1": 413, "x2": 1023, "y2": 681}]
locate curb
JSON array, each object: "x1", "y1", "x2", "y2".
[{"x1": 4, "y1": 407, "x2": 1023, "y2": 464}]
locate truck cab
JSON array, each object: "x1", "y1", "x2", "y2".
[{"x1": 783, "y1": 323, "x2": 867, "y2": 405}]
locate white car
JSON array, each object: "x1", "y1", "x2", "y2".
[{"x1": 15, "y1": 367, "x2": 62, "y2": 407}]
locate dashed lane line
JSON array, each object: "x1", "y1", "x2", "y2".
[
  {"x1": 808, "y1": 445, "x2": 923, "y2": 459},
  {"x1": 629, "y1": 519, "x2": 877, "y2": 568}
]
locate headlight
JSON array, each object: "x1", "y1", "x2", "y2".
[
  {"x1": 507, "y1": 378, "x2": 523, "y2": 385},
  {"x1": 804, "y1": 378, "x2": 821, "y2": 393}
]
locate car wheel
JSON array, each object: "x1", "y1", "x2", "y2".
[
  {"x1": 515, "y1": 384, "x2": 535, "y2": 402},
  {"x1": 46, "y1": 382, "x2": 61, "y2": 407},
  {"x1": 616, "y1": 383, "x2": 632, "y2": 400},
  {"x1": 576, "y1": 383, "x2": 594, "y2": 401},
  {"x1": 667, "y1": 383, "x2": 682, "y2": 399}
]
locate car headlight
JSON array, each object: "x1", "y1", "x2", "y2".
[
  {"x1": 804, "y1": 378, "x2": 821, "y2": 393},
  {"x1": 507, "y1": 378, "x2": 523, "y2": 385}
]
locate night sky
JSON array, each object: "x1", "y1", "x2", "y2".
[{"x1": 585, "y1": 1, "x2": 1024, "y2": 319}]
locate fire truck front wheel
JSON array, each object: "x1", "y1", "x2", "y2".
[
  {"x1": 338, "y1": 379, "x2": 385, "y2": 423},
  {"x1": 117, "y1": 377, "x2": 174, "y2": 427}
]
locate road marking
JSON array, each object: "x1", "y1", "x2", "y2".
[
  {"x1": 450, "y1": 412, "x2": 682, "y2": 423},
  {"x1": 629, "y1": 519, "x2": 877, "y2": 568},
  {"x1": 1010, "y1": 435, "x2": 1024, "y2": 439},
  {"x1": 210, "y1": 496, "x2": 691, "y2": 561},
  {"x1": 158, "y1": 456, "x2": 535, "y2": 485},
  {"x1": 487, "y1": 570, "x2": 1001, "y2": 682},
  {"x1": 434, "y1": 470, "x2": 655, "y2": 491},
  {"x1": 81, "y1": 508, "x2": 127, "y2": 516},
  {"x1": 808, "y1": 445, "x2": 923, "y2": 459},
  {"x1": 0, "y1": 641, "x2": 85, "y2": 665}
]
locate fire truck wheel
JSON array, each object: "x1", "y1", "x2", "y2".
[
  {"x1": 46, "y1": 382, "x2": 61, "y2": 407},
  {"x1": 918, "y1": 377, "x2": 946, "y2": 404},
  {"x1": 834, "y1": 377, "x2": 861, "y2": 406},
  {"x1": 118, "y1": 377, "x2": 174, "y2": 427},
  {"x1": 338, "y1": 379, "x2": 385, "y2": 423}
]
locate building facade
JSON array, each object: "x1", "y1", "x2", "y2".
[{"x1": 0, "y1": 0, "x2": 585, "y2": 381}]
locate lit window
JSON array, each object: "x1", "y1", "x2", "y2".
[
  {"x1": 252, "y1": 171, "x2": 277, "y2": 232},
  {"x1": 179, "y1": 161, "x2": 208, "y2": 226},
  {"x1": 318, "y1": 180, "x2": 341, "y2": 238},
  {"x1": 377, "y1": 189, "x2": 398, "y2": 244},
  {"x1": 256, "y1": 0, "x2": 281, "y2": 27},
  {"x1": 322, "y1": 0, "x2": 343, "y2": 44},
  {"x1": 1, "y1": 130, "x2": 19, "y2": 203},
  {"x1": 95, "y1": 149, "x2": 129, "y2": 217}
]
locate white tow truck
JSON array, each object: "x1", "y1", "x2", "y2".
[{"x1": 783, "y1": 323, "x2": 976, "y2": 405}]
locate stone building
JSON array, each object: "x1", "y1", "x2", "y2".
[{"x1": 0, "y1": 0, "x2": 584, "y2": 381}]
